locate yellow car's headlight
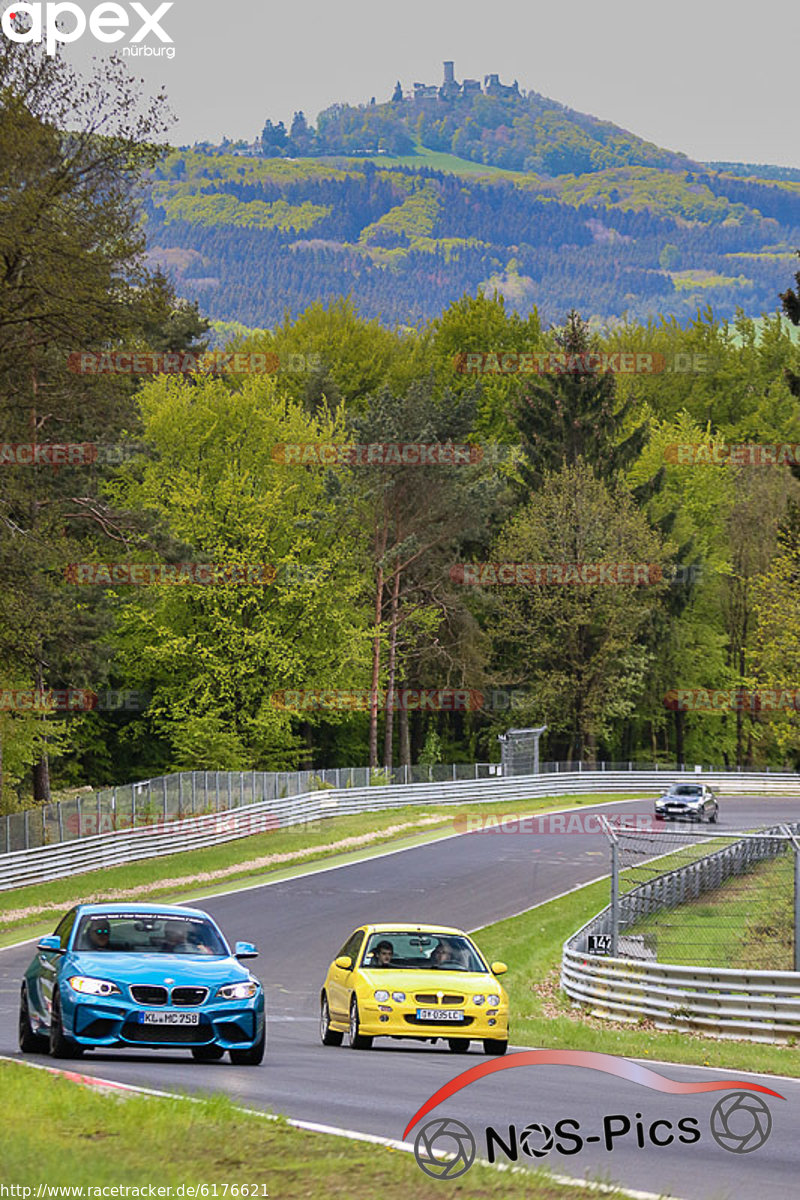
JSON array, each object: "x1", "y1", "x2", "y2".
[
  {"x1": 217, "y1": 981, "x2": 259, "y2": 1000},
  {"x1": 473, "y1": 994, "x2": 486, "y2": 1005},
  {"x1": 391, "y1": 991, "x2": 406, "y2": 1003},
  {"x1": 488, "y1": 993, "x2": 501, "y2": 1006},
  {"x1": 67, "y1": 976, "x2": 120, "y2": 996},
  {"x1": 374, "y1": 990, "x2": 390, "y2": 1002}
]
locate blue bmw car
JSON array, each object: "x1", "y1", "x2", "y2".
[{"x1": 18, "y1": 903, "x2": 265, "y2": 1065}]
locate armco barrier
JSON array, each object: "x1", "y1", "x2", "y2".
[
  {"x1": 0, "y1": 769, "x2": 798, "y2": 892},
  {"x1": 562, "y1": 822, "x2": 800, "y2": 1042},
  {"x1": 2, "y1": 760, "x2": 795, "y2": 854}
]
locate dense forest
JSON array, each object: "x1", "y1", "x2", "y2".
[
  {"x1": 2, "y1": 47, "x2": 800, "y2": 815},
  {"x1": 143, "y1": 148, "x2": 800, "y2": 326}
]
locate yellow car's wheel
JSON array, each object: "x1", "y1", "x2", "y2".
[
  {"x1": 483, "y1": 1038, "x2": 508, "y2": 1056},
  {"x1": 349, "y1": 997, "x2": 373, "y2": 1050},
  {"x1": 448, "y1": 1038, "x2": 470, "y2": 1053},
  {"x1": 320, "y1": 993, "x2": 343, "y2": 1046}
]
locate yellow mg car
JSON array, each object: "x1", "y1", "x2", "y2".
[{"x1": 319, "y1": 923, "x2": 509, "y2": 1055}]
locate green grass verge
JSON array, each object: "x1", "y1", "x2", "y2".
[
  {"x1": 623, "y1": 852, "x2": 794, "y2": 970},
  {"x1": 475, "y1": 877, "x2": 800, "y2": 1077},
  {"x1": 0, "y1": 1060, "x2": 632, "y2": 1197},
  {"x1": 0, "y1": 793, "x2": 648, "y2": 946}
]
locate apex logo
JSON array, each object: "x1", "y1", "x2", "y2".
[{"x1": 1, "y1": 2, "x2": 173, "y2": 56}]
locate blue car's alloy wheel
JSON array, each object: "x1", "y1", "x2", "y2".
[
  {"x1": 49, "y1": 988, "x2": 84, "y2": 1059},
  {"x1": 18, "y1": 986, "x2": 48, "y2": 1055}
]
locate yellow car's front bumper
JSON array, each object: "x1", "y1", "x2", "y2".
[{"x1": 356, "y1": 998, "x2": 508, "y2": 1040}]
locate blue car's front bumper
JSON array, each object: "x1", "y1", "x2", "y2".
[{"x1": 61, "y1": 987, "x2": 264, "y2": 1050}]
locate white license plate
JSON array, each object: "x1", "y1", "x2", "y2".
[
  {"x1": 417, "y1": 1008, "x2": 464, "y2": 1022},
  {"x1": 139, "y1": 1011, "x2": 200, "y2": 1025}
]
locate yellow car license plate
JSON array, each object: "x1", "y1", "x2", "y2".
[{"x1": 417, "y1": 1007, "x2": 464, "y2": 1021}]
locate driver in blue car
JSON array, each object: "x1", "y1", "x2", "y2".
[{"x1": 86, "y1": 920, "x2": 112, "y2": 951}]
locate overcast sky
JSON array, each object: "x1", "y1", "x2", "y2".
[{"x1": 61, "y1": 0, "x2": 798, "y2": 166}]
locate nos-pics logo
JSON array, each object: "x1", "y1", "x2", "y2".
[
  {"x1": 1, "y1": 2, "x2": 174, "y2": 57},
  {"x1": 404, "y1": 1049, "x2": 784, "y2": 1180}
]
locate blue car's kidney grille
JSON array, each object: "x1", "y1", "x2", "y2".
[
  {"x1": 171, "y1": 987, "x2": 208, "y2": 1006},
  {"x1": 130, "y1": 985, "x2": 168, "y2": 1006}
]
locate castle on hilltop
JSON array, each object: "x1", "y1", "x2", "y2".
[{"x1": 403, "y1": 61, "x2": 521, "y2": 103}]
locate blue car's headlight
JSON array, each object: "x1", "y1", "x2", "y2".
[
  {"x1": 67, "y1": 976, "x2": 121, "y2": 997},
  {"x1": 217, "y1": 981, "x2": 259, "y2": 1000}
]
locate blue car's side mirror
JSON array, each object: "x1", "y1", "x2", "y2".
[
  {"x1": 234, "y1": 941, "x2": 258, "y2": 959},
  {"x1": 37, "y1": 935, "x2": 63, "y2": 953}
]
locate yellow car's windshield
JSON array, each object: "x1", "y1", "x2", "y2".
[{"x1": 362, "y1": 931, "x2": 485, "y2": 972}]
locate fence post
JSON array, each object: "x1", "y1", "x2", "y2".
[
  {"x1": 77, "y1": 795, "x2": 82, "y2": 839},
  {"x1": 162, "y1": 776, "x2": 168, "y2": 821},
  {"x1": 793, "y1": 837, "x2": 800, "y2": 973},
  {"x1": 191, "y1": 772, "x2": 196, "y2": 814},
  {"x1": 24, "y1": 808, "x2": 29, "y2": 850},
  {"x1": 57, "y1": 801, "x2": 63, "y2": 843},
  {"x1": 610, "y1": 838, "x2": 619, "y2": 957},
  {"x1": 132, "y1": 787, "x2": 136, "y2": 829},
  {"x1": 178, "y1": 773, "x2": 184, "y2": 818}
]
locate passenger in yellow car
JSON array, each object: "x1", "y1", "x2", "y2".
[{"x1": 431, "y1": 939, "x2": 467, "y2": 968}]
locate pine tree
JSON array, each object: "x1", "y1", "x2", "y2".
[{"x1": 514, "y1": 310, "x2": 647, "y2": 488}]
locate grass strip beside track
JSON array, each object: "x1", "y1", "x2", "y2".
[
  {"x1": 623, "y1": 852, "x2": 795, "y2": 970},
  {"x1": 0, "y1": 1060, "x2": 638, "y2": 1199},
  {"x1": 475, "y1": 879, "x2": 800, "y2": 1077},
  {"x1": 0, "y1": 793, "x2": 647, "y2": 945}
]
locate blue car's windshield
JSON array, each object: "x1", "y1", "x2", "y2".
[{"x1": 74, "y1": 913, "x2": 227, "y2": 955}]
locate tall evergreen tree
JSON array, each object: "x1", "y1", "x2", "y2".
[{"x1": 513, "y1": 310, "x2": 647, "y2": 488}]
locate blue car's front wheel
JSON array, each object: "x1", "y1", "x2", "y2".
[
  {"x1": 229, "y1": 1023, "x2": 266, "y2": 1066},
  {"x1": 49, "y1": 988, "x2": 84, "y2": 1059},
  {"x1": 18, "y1": 986, "x2": 48, "y2": 1055}
]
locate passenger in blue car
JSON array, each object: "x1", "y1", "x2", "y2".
[{"x1": 159, "y1": 920, "x2": 213, "y2": 954}]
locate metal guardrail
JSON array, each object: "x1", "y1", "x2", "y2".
[
  {"x1": 562, "y1": 822, "x2": 800, "y2": 1042},
  {"x1": 2, "y1": 759, "x2": 794, "y2": 854},
  {"x1": 1, "y1": 768, "x2": 798, "y2": 893},
  {"x1": 0, "y1": 763, "x2": 502, "y2": 855}
]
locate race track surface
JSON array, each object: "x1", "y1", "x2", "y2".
[{"x1": 2, "y1": 794, "x2": 799, "y2": 1199}]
